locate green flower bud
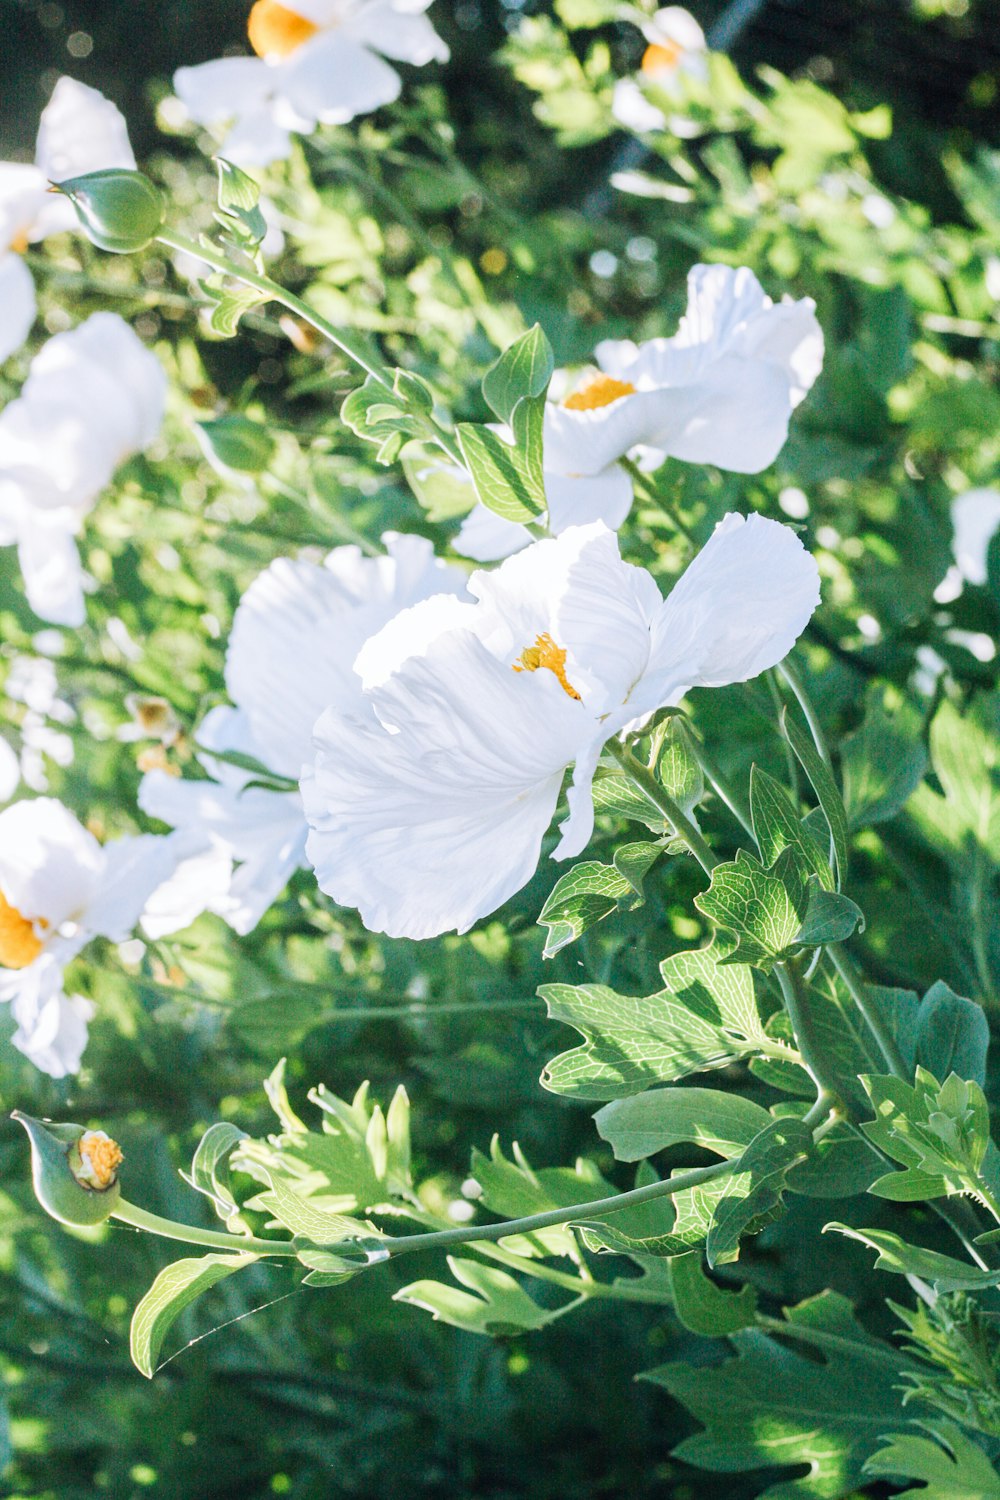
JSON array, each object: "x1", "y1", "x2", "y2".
[
  {"x1": 12, "y1": 1112, "x2": 123, "y2": 1226},
  {"x1": 52, "y1": 169, "x2": 165, "y2": 254}
]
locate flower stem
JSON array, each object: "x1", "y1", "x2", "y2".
[
  {"x1": 778, "y1": 658, "x2": 833, "y2": 770},
  {"x1": 113, "y1": 1199, "x2": 297, "y2": 1257},
  {"x1": 774, "y1": 959, "x2": 844, "y2": 1105},
  {"x1": 606, "y1": 740, "x2": 718, "y2": 875},
  {"x1": 826, "y1": 943, "x2": 910, "y2": 1079},
  {"x1": 683, "y1": 729, "x2": 755, "y2": 840}
]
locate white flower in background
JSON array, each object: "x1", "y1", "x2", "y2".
[
  {"x1": 303, "y1": 514, "x2": 821, "y2": 941},
  {"x1": 611, "y1": 8, "x2": 708, "y2": 138},
  {"x1": 454, "y1": 265, "x2": 823, "y2": 562},
  {"x1": 951, "y1": 487, "x2": 1000, "y2": 586},
  {"x1": 140, "y1": 534, "x2": 468, "y2": 935},
  {"x1": 173, "y1": 0, "x2": 449, "y2": 167},
  {"x1": 0, "y1": 312, "x2": 166, "y2": 626},
  {"x1": 4, "y1": 655, "x2": 75, "y2": 791},
  {"x1": 0, "y1": 737, "x2": 18, "y2": 801},
  {"x1": 0, "y1": 798, "x2": 189, "y2": 1076},
  {"x1": 0, "y1": 77, "x2": 135, "y2": 362}
]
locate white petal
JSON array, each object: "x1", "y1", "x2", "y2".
[
  {"x1": 636, "y1": 512, "x2": 820, "y2": 713},
  {"x1": 0, "y1": 253, "x2": 36, "y2": 361},
  {"x1": 0, "y1": 163, "x2": 49, "y2": 250},
  {"x1": 544, "y1": 465, "x2": 633, "y2": 534},
  {"x1": 0, "y1": 796, "x2": 101, "y2": 926},
  {"x1": 173, "y1": 57, "x2": 274, "y2": 124},
  {"x1": 0, "y1": 734, "x2": 19, "y2": 801},
  {"x1": 32, "y1": 77, "x2": 135, "y2": 237},
  {"x1": 278, "y1": 32, "x2": 401, "y2": 126},
  {"x1": 139, "y1": 844, "x2": 234, "y2": 939},
  {"x1": 453, "y1": 503, "x2": 531, "y2": 562},
  {"x1": 8, "y1": 954, "x2": 93, "y2": 1078},
  {"x1": 342, "y1": 0, "x2": 449, "y2": 62},
  {"x1": 542, "y1": 390, "x2": 669, "y2": 477},
  {"x1": 611, "y1": 78, "x2": 667, "y2": 134},
  {"x1": 952, "y1": 488, "x2": 1000, "y2": 586},
  {"x1": 17, "y1": 523, "x2": 85, "y2": 627},
  {"x1": 303, "y1": 629, "x2": 586, "y2": 938},
  {"x1": 83, "y1": 833, "x2": 191, "y2": 942},
  {"x1": 643, "y1": 6, "x2": 707, "y2": 49},
  {"x1": 221, "y1": 106, "x2": 295, "y2": 167},
  {"x1": 30, "y1": 312, "x2": 166, "y2": 452},
  {"x1": 215, "y1": 817, "x2": 309, "y2": 934}
]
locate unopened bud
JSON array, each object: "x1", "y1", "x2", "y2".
[
  {"x1": 13, "y1": 1112, "x2": 122, "y2": 1226},
  {"x1": 52, "y1": 168, "x2": 165, "y2": 254}
]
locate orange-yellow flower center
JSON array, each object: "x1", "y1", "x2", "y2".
[
  {"x1": 641, "y1": 39, "x2": 684, "y2": 74},
  {"x1": 247, "y1": 0, "x2": 319, "y2": 58},
  {"x1": 561, "y1": 373, "x2": 636, "y2": 412},
  {"x1": 76, "y1": 1132, "x2": 124, "y2": 1190},
  {"x1": 10, "y1": 230, "x2": 30, "y2": 255},
  {"x1": 0, "y1": 890, "x2": 44, "y2": 970},
  {"x1": 512, "y1": 633, "x2": 581, "y2": 700}
]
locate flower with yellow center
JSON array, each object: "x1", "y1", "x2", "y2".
[
  {"x1": 74, "y1": 1131, "x2": 124, "y2": 1190},
  {"x1": 611, "y1": 6, "x2": 708, "y2": 137},
  {"x1": 173, "y1": 0, "x2": 449, "y2": 167},
  {"x1": 304, "y1": 514, "x2": 821, "y2": 941},
  {"x1": 561, "y1": 374, "x2": 637, "y2": 412}
]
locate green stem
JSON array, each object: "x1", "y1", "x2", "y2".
[
  {"x1": 606, "y1": 740, "x2": 718, "y2": 876},
  {"x1": 774, "y1": 960, "x2": 844, "y2": 1105},
  {"x1": 619, "y1": 458, "x2": 697, "y2": 545},
  {"x1": 826, "y1": 944, "x2": 909, "y2": 1079},
  {"x1": 767, "y1": 670, "x2": 801, "y2": 801},
  {"x1": 112, "y1": 1199, "x2": 298, "y2": 1256},
  {"x1": 778, "y1": 659, "x2": 833, "y2": 770},
  {"x1": 263, "y1": 474, "x2": 381, "y2": 557},
  {"x1": 684, "y1": 729, "x2": 755, "y2": 840},
  {"x1": 380, "y1": 1159, "x2": 735, "y2": 1260}
]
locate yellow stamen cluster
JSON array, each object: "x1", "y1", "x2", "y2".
[
  {"x1": 247, "y1": 0, "x2": 318, "y2": 59},
  {"x1": 10, "y1": 230, "x2": 30, "y2": 255},
  {"x1": 641, "y1": 39, "x2": 684, "y2": 74},
  {"x1": 0, "y1": 890, "x2": 43, "y2": 970},
  {"x1": 561, "y1": 374, "x2": 636, "y2": 412},
  {"x1": 513, "y1": 633, "x2": 582, "y2": 700},
  {"x1": 76, "y1": 1132, "x2": 124, "y2": 1190}
]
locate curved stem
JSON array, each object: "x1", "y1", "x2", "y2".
[
  {"x1": 778, "y1": 659, "x2": 833, "y2": 770},
  {"x1": 606, "y1": 740, "x2": 718, "y2": 875},
  {"x1": 826, "y1": 943, "x2": 909, "y2": 1079},
  {"x1": 774, "y1": 960, "x2": 844, "y2": 1105},
  {"x1": 113, "y1": 1199, "x2": 297, "y2": 1257},
  {"x1": 684, "y1": 729, "x2": 755, "y2": 840}
]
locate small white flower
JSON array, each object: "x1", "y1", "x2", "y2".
[
  {"x1": 173, "y1": 0, "x2": 449, "y2": 167},
  {"x1": 0, "y1": 77, "x2": 135, "y2": 362},
  {"x1": 455, "y1": 266, "x2": 823, "y2": 562},
  {"x1": 951, "y1": 488, "x2": 1000, "y2": 587},
  {"x1": 611, "y1": 7, "x2": 707, "y2": 138},
  {"x1": 140, "y1": 533, "x2": 468, "y2": 934},
  {"x1": 0, "y1": 798, "x2": 190, "y2": 1076},
  {"x1": 302, "y1": 514, "x2": 821, "y2": 941},
  {"x1": 0, "y1": 312, "x2": 167, "y2": 625}
]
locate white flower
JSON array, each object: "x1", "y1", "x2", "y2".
[
  {"x1": 140, "y1": 533, "x2": 468, "y2": 934},
  {"x1": 4, "y1": 654, "x2": 75, "y2": 791},
  {"x1": 0, "y1": 77, "x2": 135, "y2": 362},
  {"x1": 302, "y1": 514, "x2": 821, "y2": 941},
  {"x1": 951, "y1": 488, "x2": 1000, "y2": 587},
  {"x1": 454, "y1": 266, "x2": 823, "y2": 562},
  {"x1": 0, "y1": 798, "x2": 188, "y2": 1076},
  {"x1": 173, "y1": 0, "x2": 449, "y2": 167},
  {"x1": 0, "y1": 312, "x2": 166, "y2": 625},
  {"x1": 611, "y1": 7, "x2": 707, "y2": 138}
]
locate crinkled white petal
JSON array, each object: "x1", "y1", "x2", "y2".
[
  {"x1": 0, "y1": 796, "x2": 101, "y2": 926},
  {"x1": 633, "y1": 512, "x2": 821, "y2": 716},
  {"x1": 32, "y1": 77, "x2": 135, "y2": 238},
  {"x1": 277, "y1": 32, "x2": 401, "y2": 126},
  {"x1": 342, "y1": 0, "x2": 449, "y2": 62},
  {"x1": 84, "y1": 832, "x2": 193, "y2": 943},
  {"x1": 545, "y1": 465, "x2": 634, "y2": 533},
  {"x1": 139, "y1": 844, "x2": 235, "y2": 939},
  {"x1": 0, "y1": 253, "x2": 36, "y2": 362},
  {"x1": 6, "y1": 953, "x2": 93, "y2": 1078},
  {"x1": 0, "y1": 163, "x2": 48, "y2": 251},
  {"x1": 611, "y1": 78, "x2": 667, "y2": 134},
  {"x1": 17, "y1": 521, "x2": 85, "y2": 626},
  {"x1": 952, "y1": 488, "x2": 1000, "y2": 586},
  {"x1": 303, "y1": 629, "x2": 587, "y2": 939},
  {"x1": 30, "y1": 311, "x2": 166, "y2": 453}
]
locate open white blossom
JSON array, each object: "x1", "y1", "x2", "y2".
[
  {"x1": 174, "y1": 0, "x2": 448, "y2": 166},
  {"x1": 951, "y1": 488, "x2": 1000, "y2": 587},
  {"x1": 0, "y1": 798, "x2": 190, "y2": 1076},
  {"x1": 303, "y1": 514, "x2": 821, "y2": 941},
  {"x1": 0, "y1": 313, "x2": 166, "y2": 626},
  {"x1": 140, "y1": 534, "x2": 468, "y2": 934},
  {"x1": 611, "y1": 7, "x2": 708, "y2": 137},
  {"x1": 455, "y1": 264, "x2": 823, "y2": 562},
  {"x1": 0, "y1": 78, "x2": 135, "y2": 362}
]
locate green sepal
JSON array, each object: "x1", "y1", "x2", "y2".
[
  {"x1": 53, "y1": 168, "x2": 165, "y2": 253},
  {"x1": 13, "y1": 1112, "x2": 122, "y2": 1227}
]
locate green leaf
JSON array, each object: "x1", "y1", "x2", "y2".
[
  {"x1": 824, "y1": 1224, "x2": 1000, "y2": 1293},
  {"x1": 750, "y1": 765, "x2": 833, "y2": 889},
  {"x1": 456, "y1": 420, "x2": 547, "y2": 524},
  {"x1": 394, "y1": 1257, "x2": 556, "y2": 1336},
  {"x1": 860, "y1": 1069, "x2": 993, "y2": 1204},
  {"x1": 706, "y1": 1118, "x2": 812, "y2": 1267},
  {"x1": 654, "y1": 718, "x2": 704, "y2": 818},
  {"x1": 577, "y1": 1167, "x2": 734, "y2": 1259},
  {"x1": 194, "y1": 413, "x2": 276, "y2": 475},
  {"x1": 646, "y1": 1291, "x2": 911, "y2": 1499},
  {"x1": 537, "y1": 841, "x2": 660, "y2": 956},
  {"x1": 469, "y1": 1137, "x2": 612, "y2": 1257},
  {"x1": 668, "y1": 1251, "x2": 758, "y2": 1336},
  {"x1": 130, "y1": 1253, "x2": 260, "y2": 1378},
  {"x1": 214, "y1": 157, "x2": 267, "y2": 246},
  {"x1": 401, "y1": 444, "x2": 475, "y2": 521},
  {"x1": 917, "y1": 981, "x2": 990, "y2": 1088},
  {"x1": 865, "y1": 1422, "x2": 1000, "y2": 1497},
  {"x1": 481, "y1": 325, "x2": 554, "y2": 427},
  {"x1": 253, "y1": 1163, "x2": 373, "y2": 1247},
  {"x1": 555, "y1": 0, "x2": 620, "y2": 26},
  {"x1": 786, "y1": 1123, "x2": 884, "y2": 1199},
  {"x1": 181, "y1": 1122, "x2": 246, "y2": 1224},
  {"x1": 595, "y1": 1088, "x2": 771, "y2": 1162},
  {"x1": 199, "y1": 278, "x2": 269, "y2": 338},
  {"x1": 541, "y1": 943, "x2": 768, "y2": 1100},
  {"x1": 341, "y1": 374, "x2": 421, "y2": 454},
  {"x1": 782, "y1": 708, "x2": 850, "y2": 889},
  {"x1": 925, "y1": 696, "x2": 1000, "y2": 862},
  {"x1": 841, "y1": 693, "x2": 928, "y2": 828},
  {"x1": 794, "y1": 886, "x2": 865, "y2": 947},
  {"x1": 694, "y1": 848, "x2": 808, "y2": 971}
]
